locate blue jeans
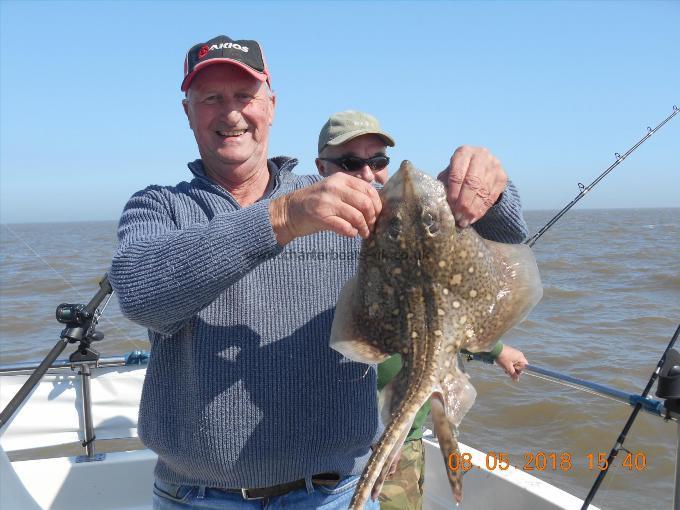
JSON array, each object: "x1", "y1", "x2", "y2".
[{"x1": 152, "y1": 476, "x2": 380, "y2": 509}]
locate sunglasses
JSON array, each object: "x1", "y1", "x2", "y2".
[{"x1": 320, "y1": 155, "x2": 390, "y2": 172}]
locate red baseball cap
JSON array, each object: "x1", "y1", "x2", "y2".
[{"x1": 182, "y1": 35, "x2": 271, "y2": 92}]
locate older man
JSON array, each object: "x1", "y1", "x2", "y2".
[
  {"x1": 316, "y1": 110, "x2": 528, "y2": 510},
  {"x1": 110, "y1": 35, "x2": 529, "y2": 510}
]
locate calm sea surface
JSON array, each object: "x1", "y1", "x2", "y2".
[{"x1": 1, "y1": 208, "x2": 679, "y2": 509}]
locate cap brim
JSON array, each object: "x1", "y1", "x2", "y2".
[
  {"x1": 181, "y1": 58, "x2": 269, "y2": 91},
  {"x1": 326, "y1": 129, "x2": 396, "y2": 148}
]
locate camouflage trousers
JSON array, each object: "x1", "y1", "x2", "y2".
[{"x1": 378, "y1": 439, "x2": 425, "y2": 510}]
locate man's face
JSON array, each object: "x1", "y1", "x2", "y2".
[
  {"x1": 183, "y1": 64, "x2": 275, "y2": 177},
  {"x1": 316, "y1": 134, "x2": 389, "y2": 184}
]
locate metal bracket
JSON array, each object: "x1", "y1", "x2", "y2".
[{"x1": 75, "y1": 453, "x2": 106, "y2": 463}]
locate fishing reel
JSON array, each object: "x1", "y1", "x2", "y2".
[
  {"x1": 56, "y1": 302, "x2": 105, "y2": 363},
  {"x1": 656, "y1": 349, "x2": 680, "y2": 416},
  {"x1": 56, "y1": 303, "x2": 90, "y2": 325}
]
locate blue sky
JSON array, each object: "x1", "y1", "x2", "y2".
[{"x1": 1, "y1": 0, "x2": 678, "y2": 224}]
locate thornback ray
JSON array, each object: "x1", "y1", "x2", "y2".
[{"x1": 330, "y1": 160, "x2": 543, "y2": 508}]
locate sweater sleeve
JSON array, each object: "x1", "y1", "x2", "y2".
[
  {"x1": 472, "y1": 179, "x2": 528, "y2": 244},
  {"x1": 109, "y1": 187, "x2": 282, "y2": 335}
]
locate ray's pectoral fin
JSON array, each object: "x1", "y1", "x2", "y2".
[
  {"x1": 436, "y1": 362, "x2": 478, "y2": 427},
  {"x1": 464, "y1": 240, "x2": 543, "y2": 352},
  {"x1": 330, "y1": 276, "x2": 391, "y2": 363},
  {"x1": 485, "y1": 240, "x2": 543, "y2": 330},
  {"x1": 431, "y1": 366, "x2": 478, "y2": 504}
]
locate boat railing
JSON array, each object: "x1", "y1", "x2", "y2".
[
  {"x1": 0, "y1": 351, "x2": 149, "y2": 375},
  {"x1": 0, "y1": 350, "x2": 149, "y2": 463}
]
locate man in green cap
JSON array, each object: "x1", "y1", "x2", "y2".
[{"x1": 316, "y1": 110, "x2": 529, "y2": 510}]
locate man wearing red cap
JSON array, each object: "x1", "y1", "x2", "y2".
[{"x1": 110, "y1": 35, "x2": 530, "y2": 510}]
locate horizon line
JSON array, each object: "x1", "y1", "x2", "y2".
[{"x1": 2, "y1": 206, "x2": 678, "y2": 227}]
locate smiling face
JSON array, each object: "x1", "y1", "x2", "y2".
[
  {"x1": 183, "y1": 64, "x2": 275, "y2": 186},
  {"x1": 316, "y1": 134, "x2": 390, "y2": 184}
]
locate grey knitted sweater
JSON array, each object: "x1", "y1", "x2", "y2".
[{"x1": 109, "y1": 156, "x2": 528, "y2": 489}]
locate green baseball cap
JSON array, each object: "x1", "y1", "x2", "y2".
[{"x1": 318, "y1": 110, "x2": 395, "y2": 153}]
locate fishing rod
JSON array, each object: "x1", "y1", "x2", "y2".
[
  {"x1": 525, "y1": 105, "x2": 679, "y2": 248},
  {"x1": 526, "y1": 363, "x2": 669, "y2": 418},
  {"x1": 581, "y1": 323, "x2": 680, "y2": 510},
  {"x1": 523, "y1": 106, "x2": 679, "y2": 508},
  {"x1": 0, "y1": 275, "x2": 113, "y2": 428},
  {"x1": 466, "y1": 354, "x2": 673, "y2": 420},
  {"x1": 470, "y1": 324, "x2": 680, "y2": 507},
  {"x1": 491, "y1": 105, "x2": 679, "y2": 507}
]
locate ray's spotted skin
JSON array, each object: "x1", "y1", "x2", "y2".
[{"x1": 330, "y1": 161, "x2": 543, "y2": 508}]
